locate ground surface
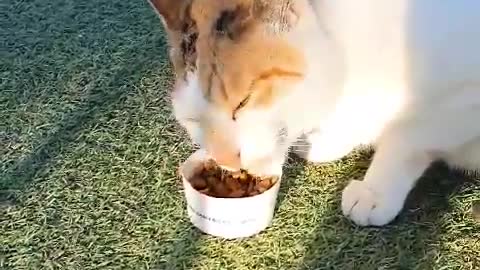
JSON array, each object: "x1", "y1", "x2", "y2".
[{"x1": 1, "y1": 1, "x2": 479, "y2": 269}]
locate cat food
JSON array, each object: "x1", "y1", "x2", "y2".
[{"x1": 188, "y1": 159, "x2": 278, "y2": 198}]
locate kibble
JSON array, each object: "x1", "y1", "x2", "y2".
[{"x1": 188, "y1": 159, "x2": 278, "y2": 198}]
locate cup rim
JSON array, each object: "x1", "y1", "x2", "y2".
[
  {"x1": 180, "y1": 150, "x2": 282, "y2": 201},
  {"x1": 181, "y1": 175, "x2": 281, "y2": 201}
]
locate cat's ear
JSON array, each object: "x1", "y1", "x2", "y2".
[
  {"x1": 214, "y1": 0, "x2": 298, "y2": 40},
  {"x1": 258, "y1": 0, "x2": 299, "y2": 34},
  {"x1": 213, "y1": 2, "x2": 256, "y2": 40},
  {"x1": 148, "y1": 0, "x2": 192, "y2": 31}
]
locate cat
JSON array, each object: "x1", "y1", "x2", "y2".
[{"x1": 148, "y1": 0, "x2": 480, "y2": 226}]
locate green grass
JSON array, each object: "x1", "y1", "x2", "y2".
[{"x1": 1, "y1": 0, "x2": 479, "y2": 269}]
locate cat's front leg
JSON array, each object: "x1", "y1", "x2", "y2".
[
  {"x1": 295, "y1": 130, "x2": 357, "y2": 163},
  {"x1": 341, "y1": 134, "x2": 433, "y2": 226}
]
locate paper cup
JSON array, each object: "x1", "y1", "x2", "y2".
[{"x1": 180, "y1": 149, "x2": 282, "y2": 239}]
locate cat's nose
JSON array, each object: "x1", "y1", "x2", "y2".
[
  {"x1": 207, "y1": 146, "x2": 241, "y2": 171},
  {"x1": 204, "y1": 128, "x2": 240, "y2": 170}
]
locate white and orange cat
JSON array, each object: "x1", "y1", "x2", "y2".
[{"x1": 148, "y1": 0, "x2": 480, "y2": 226}]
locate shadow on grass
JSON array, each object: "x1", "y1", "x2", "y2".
[
  {"x1": 1, "y1": 0, "x2": 170, "y2": 197},
  {"x1": 152, "y1": 220, "x2": 204, "y2": 270},
  {"x1": 298, "y1": 153, "x2": 475, "y2": 269},
  {"x1": 1, "y1": 0, "x2": 210, "y2": 269},
  {"x1": 0, "y1": 59, "x2": 157, "y2": 194}
]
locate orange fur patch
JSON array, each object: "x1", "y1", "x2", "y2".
[
  {"x1": 150, "y1": 0, "x2": 306, "y2": 115},
  {"x1": 192, "y1": 0, "x2": 305, "y2": 115}
]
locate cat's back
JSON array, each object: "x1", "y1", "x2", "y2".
[
  {"x1": 406, "y1": 0, "x2": 480, "y2": 91},
  {"x1": 326, "y1": 0, "x2": 480, "y2": 97}
]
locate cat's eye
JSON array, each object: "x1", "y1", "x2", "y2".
[{"x1": 232, "y1": 94, "x2": 251, "y2": 120}]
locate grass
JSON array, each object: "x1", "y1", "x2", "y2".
[{"x1": 1, "y1": 0, "x2": 479, "y2": 269}]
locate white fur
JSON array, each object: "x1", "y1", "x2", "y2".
[
  {"x1": 171, "y1": 73, "x2": 206, "y2": 146},
  {"x1": 172, "y1": 0, "x2": 480, "y2": 226}
]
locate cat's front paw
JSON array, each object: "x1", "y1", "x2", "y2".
[{"x1": 341, "y1": 180, "x2": 403, "y2": 226}]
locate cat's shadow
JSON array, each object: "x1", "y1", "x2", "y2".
[{"x1": 293, "y1": 148, "x2": 478, "y2": 269}]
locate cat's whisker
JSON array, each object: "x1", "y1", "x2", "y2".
[
  {"x1": 288, "y1": 142, "x2": 310, "y2": 146},
  {"x1": 290, "y1": 149, "x2": 310, "y2": 153}
]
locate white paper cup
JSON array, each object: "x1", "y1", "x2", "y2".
[{"x1": 180, "y1": 149, "x2": 282, "y2": 239}]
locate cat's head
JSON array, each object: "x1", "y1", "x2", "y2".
[{"x1": 149, "y1": 0, "x2": 313, "y2": 175}]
